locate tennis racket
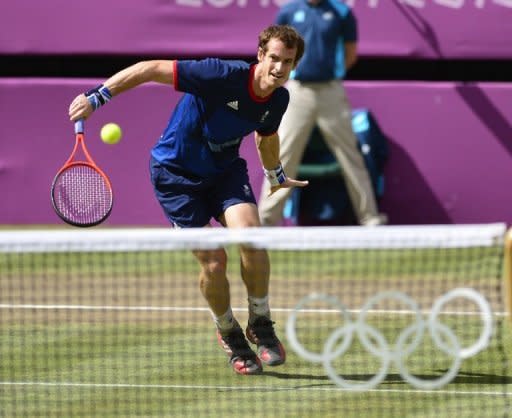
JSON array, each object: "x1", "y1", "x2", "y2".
[{"x1": 51, "y1": 119, "x2": 113, "y2": 227}]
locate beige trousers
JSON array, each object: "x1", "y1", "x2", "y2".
[{"x1": 258, "y1": 79, "x2": 379, "y2": 225}]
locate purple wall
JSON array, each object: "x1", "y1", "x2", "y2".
[
  {"x1": 1, "y1": 79, "x2": 511, "y2": 226},
  {"x1": 349, "y1": 81, "x2": 512, "y2": 224},
  {"x1": 2, "y1": 1, "x2": 512, "y2": 58}
]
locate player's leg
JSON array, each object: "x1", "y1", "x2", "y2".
[
  {"x1": 192, "y1": 244, "x2": 231, "y2": 323},
  {"x1": 258, "y1": 80, "x2": 317, "y2": 226},
  {"x1": 150, "y1": 158, "x2": 260, "y2": 375},
  {"x1": 193, "y1": 244, "x2": 262, "y2": 375},
  {"x1": 220, "y1": 203, "x2": 286, "y2": 366},
  {"x1": 220, "y1": 202, "x2": 269, "y2": 301},
  {"x1": 316, "y1": 81, "x2": 386, "y2": 226}
]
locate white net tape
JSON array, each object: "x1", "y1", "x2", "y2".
[{"x1": 0, "y1": 223, "x2": 506, "y2": 253}]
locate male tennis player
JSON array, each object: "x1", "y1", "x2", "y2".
[{"x1": 68, "y1": 25, "x2": 307, "y2": 375}]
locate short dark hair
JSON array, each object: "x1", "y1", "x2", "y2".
[{"x1": 258, "y1": 24, "x2": 305, "y2": 68}]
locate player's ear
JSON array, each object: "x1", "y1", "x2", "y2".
[{"x1": 257, "y1": 47, "x2": 265, "y2": 62}]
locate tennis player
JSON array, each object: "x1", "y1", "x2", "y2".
[{"x1": 68, "y1": 25, "x2": 307, "y2": 375}]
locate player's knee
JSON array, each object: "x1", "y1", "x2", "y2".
[{"x1": 200, "y1": 250, "x2": 228, "y2": 277}]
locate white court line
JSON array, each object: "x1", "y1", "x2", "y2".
[
  {"x1": 0, "y1": 303, "x2": 506, "y2": 317},
  {"x1": 0, "y1": 381, "x2": 510, "y2": 396},
  {"x1": 1, "y1": 304, "x2": 508, "y2": 398}
]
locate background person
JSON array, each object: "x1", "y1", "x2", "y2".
[
  {"x1": 68, "y1": 24, "x2": 307, "y2": 375},
  {"x1": 258, "y1": 0, "x2": 387, "y2": 227}
]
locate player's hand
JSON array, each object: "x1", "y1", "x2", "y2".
[
  {"x1": 68, "y1": 94, "x2": 93, "y2": 121},
  {"x1": 269, "y1": 178, "x2": 309, "y2": 196}
]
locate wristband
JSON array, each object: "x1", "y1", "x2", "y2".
[
  {"x1": 85, "y1": 84, "x2": 112, "y2": 110},
  {"x1": 264, "y1": 163, "x2": 287, "y2": 187}
]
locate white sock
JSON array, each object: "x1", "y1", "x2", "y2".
[
  {"x1": 211, "y1": 308, "x2": 236, "y2": 334},
  {"x1": 248, "y1": 295, "x2": 270, "y2": 324}
]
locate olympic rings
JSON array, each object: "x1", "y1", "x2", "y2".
[
  {"x1": 286, "y1": 288, "x2": 493, "y2": 391},
  {"x1": 285, "y1": 293, "x2": 352, "y2": 363}
]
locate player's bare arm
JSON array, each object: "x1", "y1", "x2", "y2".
[
  {"x1": 104, "y1": 60, "x2": 175, "y2": 95},
  {"x1": 255, "y1": 132, "x2": 280, "y2": 169},
  {"x1": 69, "y1": 60, "x2": 175, "y2": 121},
  {"x1": 255, "y1": 132, "x2": 308, "y2": 195}
]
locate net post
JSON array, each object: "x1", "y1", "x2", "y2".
[{"x1": 504, "y1": 227, "x2": 512, "y2": 322}]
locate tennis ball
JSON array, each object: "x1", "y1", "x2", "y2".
[{"x1": 100, "y1": 123, "x2": 122, "y2": 145}]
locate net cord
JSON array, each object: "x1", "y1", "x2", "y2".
[{"x1": 0, "y1": 223, "x2": 506, "y2": 253}]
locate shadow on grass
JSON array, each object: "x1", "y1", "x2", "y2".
[
  {"x1": 380, "y1": 371, "x2": 512, "y2": 386},
  {"x1": 262, "y1": 370, "x2": 330, "y2": 381},
  {"x1": 261, "y1": 370, "x2": 512, "y2": 387}
]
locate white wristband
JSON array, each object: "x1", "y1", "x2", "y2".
[{"x1": 264, "y1": 163, "x2": 287, "y2": 187}]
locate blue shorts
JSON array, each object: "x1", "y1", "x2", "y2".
[{"x1": 150, "y1": 157, "x2": 257, "y2": 228}]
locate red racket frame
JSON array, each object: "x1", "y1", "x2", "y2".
[{"x1": 51, "y1": 120, "x2": 113, "y2": 227}]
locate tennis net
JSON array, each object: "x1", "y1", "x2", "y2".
[{"x1": 0, "y1": 224, "x2": 510, "y2": 417}]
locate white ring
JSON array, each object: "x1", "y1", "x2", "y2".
[
  {"x1": 286, "y1": 293, "x2": 351, "y2": 363},
  {"x1": 396, "y1": 321, "x2": 462, "y2": 390},
  {"x1": 357, "y1": 291, "x2": 425, "y2": 357},
  {"x1": 323, "y1": 322, "x2": 391, "y2": 391},
  {"x1": 429, "y1": 288, "x2": 493, "y2": 359}
]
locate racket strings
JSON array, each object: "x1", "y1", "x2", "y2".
[{"x1": 53, "y1": 165, "x2": 112, "y2": 225}]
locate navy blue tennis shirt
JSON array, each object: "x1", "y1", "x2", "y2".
[
  {"x1": 151, "y1": 59, "x2": 289, "y2": 178},
  {"x1": 276, "y1": 0, "x2": 357, "y2": 82}
]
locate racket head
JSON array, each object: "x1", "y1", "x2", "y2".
[{"x1": 51, "y1": 162, "x2": 113, "y2": 227}]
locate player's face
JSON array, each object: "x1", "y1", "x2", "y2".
[{"x1": 258, "y1": 38, "x2": 297, "y2": 89}]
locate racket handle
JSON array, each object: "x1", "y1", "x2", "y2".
[{"x1": 74, "y1": 119, "x2": 85, "y2": 134}]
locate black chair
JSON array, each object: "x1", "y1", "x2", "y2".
[{"x1": 283, "y1": 109, "x2": 389, "y2": 226}]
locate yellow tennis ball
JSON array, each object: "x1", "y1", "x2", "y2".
[{"x1": 100, "y1": 123, "x2": 122, "y2": 144}]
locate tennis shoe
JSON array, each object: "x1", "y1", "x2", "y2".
[
  {"x1": 216, "y1": 326, "x2": 262, "y2": 375},
  {"x1": 246, "y1": 317, "x2": 286, "y2": 366}
]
